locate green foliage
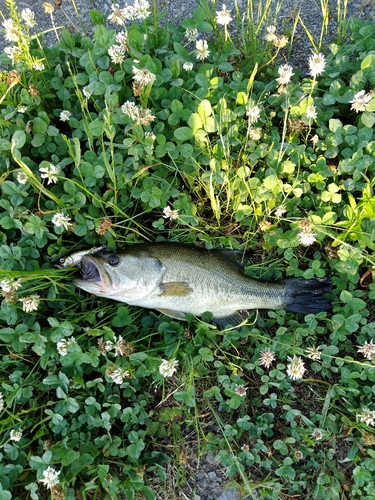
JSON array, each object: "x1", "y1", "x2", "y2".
[{"x1": 0, "y1": 0, "x2": 374, "y2": 499}]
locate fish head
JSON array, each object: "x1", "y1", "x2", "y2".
[{"x1": 73, "y1": 251, "x2": 166, "y2": 302}]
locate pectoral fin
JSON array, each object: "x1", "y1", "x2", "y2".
[{"x1": 159, "y1": 282, "x2": 193, "y2": 296}]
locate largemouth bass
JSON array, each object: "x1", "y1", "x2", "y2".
[{"x1": 73, "y1": 243, "x2": 332, "y2": 328}]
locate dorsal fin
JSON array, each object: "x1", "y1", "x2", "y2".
[{"x1": 216, "y1": 249, "x2": 251, "y2": 268}]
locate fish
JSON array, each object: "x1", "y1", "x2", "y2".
[
  {"x1": 72, "y1": 242, "x2": 332, "y2": 328},
  {"x1": 54, "y1": 245, "x2": 107, "y2": 269}
]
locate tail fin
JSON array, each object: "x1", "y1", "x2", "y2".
[{"x1": 284, "y1": 277, "x2": 332, "y2": 314}]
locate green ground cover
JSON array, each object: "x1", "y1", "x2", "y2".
[{"x1": 0, "y1": 0, "x2": 374, "y2": 498}]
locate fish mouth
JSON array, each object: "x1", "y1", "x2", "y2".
[
  {"x1": 80, "y1": 257, "x2": 102, "y2": 283},
  {"x1": 73, "y1": 255, "x2": 119, "y2": 295},
  {"x1": 73, "y1": 254, "x2": 119, "y2": 294}
]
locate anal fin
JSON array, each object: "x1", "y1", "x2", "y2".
[
  {"x1": 213, "y1": 311, "x2": 245, "y2": 329},
  {"x1": 157, "y1": 308, "x2": 187, "y2": 321}
]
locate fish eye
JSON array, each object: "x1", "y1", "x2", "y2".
[
  {"x1": 59, "y1": 257, "x2": 65, "y2": 264},
  {"x1": 108, "y1": 255, "x2": 119, "y2": 266}
]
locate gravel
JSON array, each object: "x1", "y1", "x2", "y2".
[
  {"x1": 1, "y1": 1, "x2": 374, "y2": 59},
  {"x1": 0, "y1": 1, "x2": 374, "y2": 499}
]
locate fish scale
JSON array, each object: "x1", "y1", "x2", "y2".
[{"x1": 149, "y1": 244, "x2": 286, "y2": 310}]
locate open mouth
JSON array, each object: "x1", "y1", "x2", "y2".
[{"x1": 80, "y1": 258, "x2": 102, "y2": 283}]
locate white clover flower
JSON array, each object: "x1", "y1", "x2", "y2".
[
  {"x1": 116, "y1": 31, "x2": 128, "y2": 50},
  {"x1": 287, "y1": 355, "x2": 306, "y2": 380},
  {"x1": 195, "y1": 39, "x2": 210, "y2": 61},
  {"x1": 357, "y1": 340, "x2": 375, "y2": 361},
  {"x1": 82, "y1": 86, "x2": 92, "y2": 99},
  {"x1": 111, "y1": 368, "x2": 128, "y2": 384},
  {"x1": 265, "y1": 25, "x2": 277, "y2": 42},
  {"x1": 108, "y1": 3, "x2": 127, "y2": 25},
  {"x1": 4, "y1": 45, "x2": 21, "y2": 63},
  {"x1": 312, "y1": 429, "x2": 323, "y2": 440},
  {"x1": 0, "y1": 279, "x2": 12, "y2": 293},
  {"x1": 99, "y1": 339, "x2": 109, "y2": 352},
  {"x1": 17, "y1": 105, "x2": 27, "y2": 113},
  {"x1": 259, "y1": 348, "x2": 276, "y2": 369},
  {"x1": 273, "y1": 35, "x2": 289, "y2": 48},
  {"x1": 97, "y1": 337, "x2": 116, "y2": 354},
  {"x1": 145, "y1": 131, "x2": 156, "y2": 140},
  {"x1": 19, "y1": 295, "x2": 40, "y2": 313},
  {"x1": 124, "y1": 5, "x2": 138, "y2": 20},
  {"x1": 2, "y1": 19, "x2": 19, "y2": 43},
  {"x1": 358, "y1": 408, "x2": 375, "y2": 427},
  {"x1": 39, "y1": 466, "x2": 60, "y2": 489},
  {"x1": 311, "y1": 134, "x2": 319, "y2": 146},
  {"x1": 295, "y1": 450, "x2": 303, "y2": 460},
  {"x1": 42, "y1": 3, "x2": 55, "y2": 14},
  {"x1": 349, "y1": 90, "x2": 372, "y2": 113},
  {"x1": 39, "y1": 163, "x2": 59, "y2": 184},
  {"x1": 0, "y1": 392, "x2": 4, "y2": 412},
  {"x1": 183, "y1": 61, "x2": 193, "y2": 71},
  {"x1": 133, "y1": 0, "x2": 151, "y2": 20},
  {"x1": 246, "y1": 104, "x2": 261, "y2": 124},
  {"x1": 132, "y1": 66, "x2": 156, "y2": 86},
  {"x1": 185, "y1": 28, "x2": 198, "y2": 42},
  {"x1": 21, "y1": 8, "x2": 36, "y2": 27},
  {"x1": 163, "y1": 206, "x2": 179, "y2": 220},
  {"x1": 136, "y1": 108, "x2": 155, "y2": 126},
  {"x1": 306, "y1": 346, "x2": 321, "y2": 360},
  {"x1": 33, "y1": 62, "x2": 45, "y2": 71},
  {"x1": 248, "y1": 127, "x2": 262, "y2": 141},
  {"x1": 159, "y1": 358, "x2": 178, "y2": 377},
  {"x1": 235, "y1": 384, "x2": 247, "y2": 397},
  {"x1": 108, "y1": 44, "x2": 126, "y2": 64},
  {"x1": 309, "y1": 52, "x2": 326, "y2": 77},
  {"x1": 107, "y1": 366, "x2": 130, "y2": 384},
  {"x1": 216, "y1": 4, "x2": 232, "y2": 26},
  {"x1": 297, "y1": 228, "x2": 317, "y2": 246},
  {"x1": 59, "y1": 110, "x2": 71, "y2": 122},
  {"x1": 122, "y1": 101, "x2": 154, "y2": 126},
  {"x1": 0, "y1": 278, "x2": 22, "y2": 293},
  {"x1": 57, "y1": 337, "x2": 76, "y2": 356},
  {"x1": 111, "y1": 337, "x2": 133, "y2": 357},
  {"x1": 104, "y1": 340, "x2": 115, "y2": 352},
  {"x1": 52, "y1": 212, "x2": 72, "y2": 231},
  {"x1": 10, "y1": 429, "x2": 23, "y2": 442},
  {"x1": 276, "y1": 64, "x2": 294, "y2": 85},
  {"x1": 305, "y1": 105, "x2": 317, "y2": 119},
  {"x1": 112, "y1": 335, "x2": 125, "y2": 356},
  {"x1": 259, "y1": 220, "x2": 271, "y2": 232},
  {"x1": 274, "y1": 205, "x2": 286, "y2": 218},
  {"x1": 121, "y1": 100, "x2": 139, "y2": 119}
]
